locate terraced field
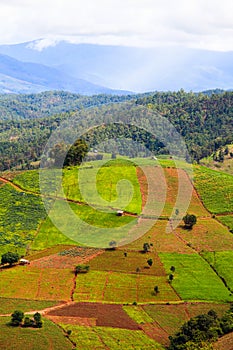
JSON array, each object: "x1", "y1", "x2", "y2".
[{"x1": 1, "y1": 159, "x2": 233, "y2": 349}]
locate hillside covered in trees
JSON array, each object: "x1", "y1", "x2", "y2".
[{"x1": 0, "y1": 90, "x2": 233, "y2": 170}]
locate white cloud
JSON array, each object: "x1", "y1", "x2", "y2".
[{"x1": 0, "y1": 0, "x2": 233, "y2": 51}]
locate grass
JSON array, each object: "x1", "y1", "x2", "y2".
[
  {"x1": 60, "y1": 324, "x2": 164, "y2": 349},
  {"x1": 13, "y1": 169, "x2": 59, "y2": 195},
  {"x1": 0, "y1": 266, "x2": 73, "y2": 301},
  {"x1": 0, "y1": 317, "x2": 72, "y2": 350},
  {"x1": 142, "y1": 303, "x2": 229, "y2": 337},
  {"x1": 73, "y1": 270, "x2": 179, "y2": 303},
  {"x1": 124, "y1": 220, "x2": 193, "y2": 254},
  {"x1": 62, "y1": 161, "x2": 142, "y2": 214},
  {"x1": 194, "y1": 166, "x2": 233, "y2": 214},
  {"x1": 202, "y1": 251, "x2": 233, "y2": 291},
  {"x1": 0, "y1": 298, "x2": 58, "y2": 314},
  {"x1": 123, "y1": 305, "x2": 154, "y2": 324},
  {"x1": 218, "y1": 215, "x2": 233, "y2": 231},
  {"x1": 175, "y1": 218, "x2": 233, "y2": 252},
  {"x1": 159, "y1": 253, "x2": 233, "y2": 302},
  {"x1": 89, "y1": 249, "x2": 166, "y2": 276},
  {"x1": 0, "y1": 184, "x2": 48, "y2": 256},
  {"x1": 31, "y1": 200, "x2": 135, "y2": 250}
]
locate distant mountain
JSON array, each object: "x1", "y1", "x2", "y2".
[
  {"x1": 0, "y1": 52, "x2": 130, "y2": 95},
  {"x1": 0, "y1": 40, "x2": 233, "y2": 92}
]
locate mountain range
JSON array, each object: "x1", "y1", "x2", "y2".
[{"x1": 0, "y1": 40, "x2": 233, "y2": 94}]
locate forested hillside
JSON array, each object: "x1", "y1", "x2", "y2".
[
  {"x1": 0, "y1": 90, "x2": 233, "y2": 171},
  {"x1": 136, "y1": 90, "x2": 233, "y2": 160},
  {"x1": 0, "y1": 91, "x2": 136, "y2": 120}
]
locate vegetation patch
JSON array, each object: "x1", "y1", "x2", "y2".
[
  {"x1": 73, "y1": 270, "x2": 179, "y2": 303},
  {"x1": 194, "y1": 166, "x2": 233, "y2": 214},
  {"x1": 159, "y1": 253, "x2": 233, "y2": 302},
  {"x1": 0, "y1": 266, "x2": 73, "y2": 301},
  {"x1": 202, "y1": 251, "x2": 233, "y2": 291},
  {"x1": 0, "y1": 184, "x2": 47, "y2": 256},
  {"x1": 218, "y1": 215, "x2": 233, "y2": 231},
  {"x1": 0, "y1": 316, "x2": 72, "y2": 350},
  {"x1": 175, "y1": 218, "x2": 233, "y2": 252},
  {"x1": 59, "y1": 324, "x2": 164, "y2": 349},
  {"x1": 0, "y1": 298, "x2": 58, "y2": 315},
  {"x1": 89, "y1": 249, "x2": 166, "y2": 276}
]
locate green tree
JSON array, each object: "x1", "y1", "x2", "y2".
[
  {"x1": 169, "y1": 274, "x2": 174, "y2": 283},
  {"x1": 1, "y1": 252, "x2": 19, "y2": 266},
  {"x1": 147, "y1": 258, "x2": 153, "y2": 267},
  {"x1": 75, "y1": 265, "x2": 90, "y2": 275},
  {"x1": 183, "y1": 214, "x2": 197, "y2": 229},
  {"x1": 64, "y1": 139, "x2": 88, "y2": 167},
  {"x1": 11, "y1": 310, "x2": 24, "y2": 326},
  {"x1": 143, "y1": 242, "x2": 150, "y2": 253},
  {"x1": 33, "y1": 312, "x2": 43, "y2": 328},
  {"x1": 154, "y1": 286, "x2": 159, "y2": 295}
]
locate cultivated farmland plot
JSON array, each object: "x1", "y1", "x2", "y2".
[{"x1": 1, "y1": 159, "x2": 233, "y2": 349}]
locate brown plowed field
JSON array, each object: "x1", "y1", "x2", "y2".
[{"x1": 46, "y1": 302, "x2": 141, "y2": 330}]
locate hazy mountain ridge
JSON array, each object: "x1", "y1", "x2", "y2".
[
  {"x1": 0, "y1": 51, "x2": 130, "y2": 95},
  {"x1": 0, "y1": 41, "x2": 233, "y2": 93}
]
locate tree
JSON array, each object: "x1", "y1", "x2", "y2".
[
  {"x1": 147, "y1": 258, "x2": 153, "y2": 267},
  {"x1": 143, "y1": 242, "x2": 150, "y2": 253},
  {"x1": 154, "y1": 286, "x2": 159, "y2": 295},
  {"x1": 1, "y1": 252, "x2": 19, "y2": 266},
  {"x1": 75, "y1": 265, "x2": 90, "y2": 275},
  {"x1": 64, "y1": 139, "x2": 88, "y2": 167},
  {"x1": 33, "y1": 312, "x2": 43, "y2": 328},
  {"x1": 169, "y1": 274, "x2": 174, "y2": 283},
  {"x1": 11, "y1": 310, "x2": 24, "y2": 326},
  {"x1": 183, "y1": 214, "x2": 197, "y2": 229},
  {"x1": 170, "y1": 266, "x2": 176, "y2": 273},
  {"x1": 23, "y1": 316, "x2": 32, "y2": 328}
]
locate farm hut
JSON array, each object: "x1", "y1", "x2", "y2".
[
  {"x1": 19, "y1": 258, "x2": 30, "y2": 265},
  {"x1": 117, "y1": 210, "x2": 124, "y2": 216}
]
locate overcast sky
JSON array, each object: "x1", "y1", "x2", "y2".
[{"x1": 0, "y1": 0, "x2": 233, "y2": 51}]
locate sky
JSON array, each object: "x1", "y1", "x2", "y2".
[{"x1": 0, "y1": 0, "x2": 233, "y2": 51}]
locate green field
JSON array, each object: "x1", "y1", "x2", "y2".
[
  {"x1": 74, "y1": 270, "x2": 179, "y2": 303},
  {"x1": 159, "y1": 253, "x2": 233, "y2": 302},
  {"x1": 60, "y1": 324, "x2": 164, "y2": 350},
  {"x1": 89, "y1": 249, "x2": 166, "y2": 276},
  {"x1": 142, "y1": 303, "x2": 229, "y2": 337},
  {"x1": 194, "y1": 166, "x2": 233, "y2": 214},
  {"x1": 1, "y1": 161, "x2": 233, "y2": 349},
  {"x1": 0, "y1": 184, "x2": 48, "y2": 255},
  {"x1": 218, "y1": 215, "x2": 233, "y2": 230},
  {"x1": 0, "y1": 298, "x2": 58, "y2": 314},
  {"x1": 62, "y1": 161, "x2": 142, "y2": 213},
  {"x1": 31, "y1": 200, "x2": 135, "y2": 250},
  {"x1": 0, "y1": 317, "x2": 73, "y2": 350},
  {"x1": 202, "y1": 251, "x2": 233, "y2": 291},
  {"x1": 0, "y1": 266, "x2": 73, "y2": 301}
]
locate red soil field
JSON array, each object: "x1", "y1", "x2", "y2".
[{"x1": 46, "y1": 302, "x2": 141, "y2": 330}]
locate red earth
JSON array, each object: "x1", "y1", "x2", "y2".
[{"x1": 46, "y1": 302, "x2": 140, "y2": 330}]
